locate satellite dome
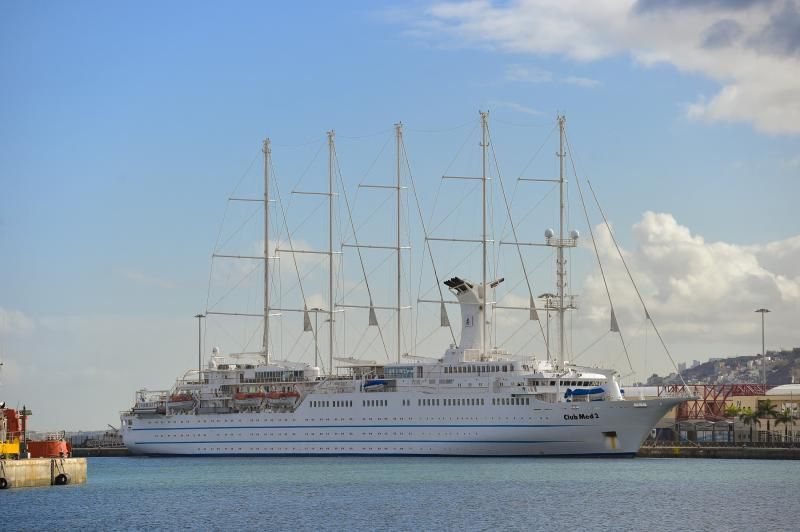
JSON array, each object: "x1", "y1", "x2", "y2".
[
  {"x1": 212, "y1": 346, "x2": 220, "y2": 356},
  {"x1": 544, "y1": 228, "x2": 554, "y2": 239},
  {"x1": 570, "y1": 229, "x2": 580, "y2": 239}
]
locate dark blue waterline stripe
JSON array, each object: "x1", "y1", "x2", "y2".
[
  {"x1": 132, "y1": 423, "x2": 592, "y2": 432},
  {"x1": 135, "y1": 452, "x2": 636, "y2": 458},
  {"x1": 135, "y1": 439, "x2": 578, "y2": 445}
]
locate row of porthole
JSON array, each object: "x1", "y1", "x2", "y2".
[
  {"x1": 151, "y1": 427, "x2": 544, "y2": 439},
  {"x1": 145, "y1": 415, "x2": 554, "y2": 433}
]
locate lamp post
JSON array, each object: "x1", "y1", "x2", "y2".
[
  {"x1": 755, "y1": 308, "x2": 770, "y2": 389},
  {"x1": 194, "y1": 313, "x2": 205, "y2": 381}
]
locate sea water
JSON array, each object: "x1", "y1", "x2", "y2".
[{"x1": 4, "y1": 456, "x2": 797, "y2": 531}]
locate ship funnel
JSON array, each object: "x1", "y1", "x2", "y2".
[{"x1": 444, "y1": 277, "x2": 485, "y2": 352}]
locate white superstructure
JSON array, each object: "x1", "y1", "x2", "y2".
[{"x1": 120, "y1": 115, "x2": 687, "y2": 456}]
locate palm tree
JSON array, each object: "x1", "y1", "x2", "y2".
[
  {"x1": 739, "y1": 408, "x2": 761, "y2": 443},
  {"x1": 774, "y1": 408, "x2": 795, "y2": 442},
  {"x1": 757, "y1": 399, "x2": 780, "y2": 441}
]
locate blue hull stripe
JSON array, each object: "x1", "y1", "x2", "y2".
[
  {"x1": 135, "y1": 439, "x2": 578, "y2": 445},
  {"x1": 136, "y1": 452, "x2": 636, "y2": 458}
]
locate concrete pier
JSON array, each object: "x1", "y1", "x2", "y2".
[
  {"x1": 637, "y1": 446, "x2": 800, "y2": 460},
  {"x1": 0, "y1": 458, "x2": 87, "y2": 489}
]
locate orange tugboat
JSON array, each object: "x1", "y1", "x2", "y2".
[
  {"x1": 1, "y1": 404, "x2": 71, "y2": 458},
  {"x1": 1, "y1": 402, "x2": 84, "y2": 489}
]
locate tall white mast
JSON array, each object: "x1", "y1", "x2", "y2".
[
  {"x1": 327, "y1": 130, "x2": 335, "y2": 376},
  {"x1": 395, "y1": 122, "x2": 403, "y2": 364},
  {"x1": 480, "y1": 111, "x2": 489, "y2": 357},
  {"x1": 557, "y1": 115, "x2": 566, "y2": 366},
  {"x1": 262, "y1": 138, "x2": 271, "y2": 364}
]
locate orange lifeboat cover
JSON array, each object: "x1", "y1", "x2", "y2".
[{"x1": 27, "y1": 440, "x2": 71, "y2": 458}]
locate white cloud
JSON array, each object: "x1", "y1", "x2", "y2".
[
  {"x1": 505, "y1": 64, "x2": 552, "y2": 83},
  {"x1": 563, "y1": 76, "x2": 601, "y2": 88},
  {"x1": 504, "y1": 65, "x2": 601, "y2": 89},
  {"x1": 0, "y1": 307, "x2": 35, "y2": 336},
  {"x1": 580, "y1": 212, "x2": 799, "y2": 351},
  {"x1": 412, "y1": 0, "x2": 800, "y2": 134},
  {"x1": 119, "y1": 269, "x2": 177, "y2": 290},
  {"x1": 488, "y1": 99, "x2": 543, "y2": 115}
]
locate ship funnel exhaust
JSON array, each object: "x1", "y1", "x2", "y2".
[{"x1": 444, "y1": 277, "x2": 487, "y2": 352}]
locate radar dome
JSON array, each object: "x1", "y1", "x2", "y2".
[
  {"x1": 570, "y1": 229, "x2": 580, "y2": 239},
  {"x1": 544, "y1": 228, "x2": 554, "y2": 239},
  {"x1": 212, "y1": 346, "x2": 220, "y2": 355}
]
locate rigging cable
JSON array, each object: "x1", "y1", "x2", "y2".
[
  {"x1": 271, "y1": 157, "x2": 316, "y2": 364},
  {"x1": 584, "y1": 174, "x2": 686, "y2": 386},
  {"x1": 333, "y1": 143, "x2": 391, "y2": 361},
  {"x1": 403, "y1": 135, "x2": 458, "y2": 347},
  {"x1": 566, "y1": 132, "x2": 687, "y2": 387},
  {"x1": 487, "y1": 126, "x2": 549, "y2": 356},
  {"x1": 205, "y1": 149, "x2": 262, "y2": 314},
  {"x1": 567, "y1": 134, "x2": 634, "y2": 374}
]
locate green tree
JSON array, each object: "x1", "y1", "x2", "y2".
[
  {"x1": 739, "y1": 408, "x2": 761, "y2": 443},
  {"x1": 724, "y1": 404, "x2": 740, "y2": 418},
  {"x1": 774, "y1": 408, "x2": 796, "y2": 442}
]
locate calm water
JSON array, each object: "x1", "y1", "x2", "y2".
[{"x1": 4, "y1": 456, "x2": 798, "y2": 531}]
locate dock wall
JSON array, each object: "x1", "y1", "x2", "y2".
[
  {"x1": 637, "y1": 446, "x2": 800, "y2": 459},
  {"x1": 0, "y1": 458, "x2": 87, "y2": 489}
]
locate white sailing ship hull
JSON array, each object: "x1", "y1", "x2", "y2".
[{"x1": 122, "y1": 395, "x2": 681, "y2": 456}]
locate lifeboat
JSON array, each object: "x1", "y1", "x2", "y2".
[
  {"x1": 133, "y1": 401, "x2": 165, "y2": 415},
  {"x1": 364, "y1": 379, "x2": 388, "y2": 392},
  {"x1": 267, "y1": 391, "x2": 300, "y2": 407},
  {"x1": 167, "y1": 393, "x2": 196, "y2": 411},
  {"x1": 234, "y1": 391, "x2": 266, "y2": 408}
]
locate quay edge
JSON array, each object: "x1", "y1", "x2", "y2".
[
  {"x1": 637, "y1": 446, "x2": 800, "y2": 460},
  {"x1": 0, "y1": 458, "x2": 87, "y2": 489}
]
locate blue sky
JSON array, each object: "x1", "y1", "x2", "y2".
[{"x1": 1, "y1": 1, "x2": 798, "y2": 430}]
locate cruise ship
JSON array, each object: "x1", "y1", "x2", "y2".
[{"x1": 120, "y1": 115, "x2": 688, "y2": 456}]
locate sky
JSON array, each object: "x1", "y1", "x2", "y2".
[{"x1": 1, "y1": 0, "x2": 798, "y2": 430}]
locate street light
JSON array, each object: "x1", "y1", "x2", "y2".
[
  {"x1": 194, "y1": 313, "x2": 205, "y2": 381},
  {"x1": 755, "y1": 308, "x2": 771, "y2": 389}
]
